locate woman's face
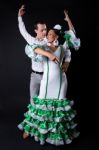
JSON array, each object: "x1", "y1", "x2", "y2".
[{"x1": 47, "y1": 30, "x2": 57, "y2": 43}]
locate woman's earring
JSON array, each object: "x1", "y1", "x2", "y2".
[
  {"x1": 47, "y1": 42, "x2": 51, "y2": 46},
  {"x1": 53, "y1": 40, "x2": 59, "y2": 46}
]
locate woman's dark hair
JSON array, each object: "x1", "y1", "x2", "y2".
[
  {"x1": 52, "y1": 29, "x2": 64, "y2": 44},
  {"x1": 52, "y1": 29, "x2": 61, "y2": 36}
]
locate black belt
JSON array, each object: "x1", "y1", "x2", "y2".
[{"x1": 32, "y1": 70, "x2": 43, "y2": 75}]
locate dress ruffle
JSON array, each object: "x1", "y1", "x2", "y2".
[
  {"x1": 25, "y1": 44, "x2": 44, "y2": 61},
  {"x1": 18, "y1": 97, "x2": 80, "y2": 145},
  {"x1": 64, "y1": 30, "x2": 81, "y2": 50}
]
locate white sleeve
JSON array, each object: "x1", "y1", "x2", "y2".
[
  {"x1": 62, "y1": 40, "x2": 71, "y2": 62},
  {"x1": 63, "y1": 41, "x2": 69, "y2": 50},
  {"x1": 25, "y1": 44, "x2": 37, "y2": 59},
  {"x1": 18, "y1": 16, "x2": 35, "y2": 45},
  {"x1": 25, "y1": 44, "x2": 44, "y2": 62},
  {"x1": 64, "y1": 49, "x2": 71, "y2": 62}
]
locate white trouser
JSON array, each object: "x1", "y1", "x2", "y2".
[{"x1": 30, "y1": 72, "x2": 43, "y2": 104}]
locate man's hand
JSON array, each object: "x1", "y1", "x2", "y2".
[
  {"x1": 64, "y1": 9, "x2": 75, "y2": 32},
  {"x1": 18, "y1": 5, "x2": 25, "y2": 16},
  {"x1": 61, "y1": 62, "x2": 70, "y2": 72}
]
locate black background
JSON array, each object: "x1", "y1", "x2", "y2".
[{"x1": 0, "y1": 0, "x2": 97, "y2": 150}]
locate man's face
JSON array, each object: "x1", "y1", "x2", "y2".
[{"x1": 35, "y1": 24, "x2": 47, "y2": 39}]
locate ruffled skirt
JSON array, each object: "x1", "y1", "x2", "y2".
[{"x1": 18, "y1": 97, "x2": 80, "y2": 145}]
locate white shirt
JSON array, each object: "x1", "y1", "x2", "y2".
[
  {"x1": 18, "y1": 16, "x2": 71, "y2": 72},
  {"x1": 18, "y1": 16, "x2": 48, "y2": 72}
]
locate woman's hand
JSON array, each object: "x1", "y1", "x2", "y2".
[
  {"x1": 64, "y1": 9, "x2": 69, "y2": 22},
  {"x1": 61, "y1": 62, "x2": 70, "y2": 72}
]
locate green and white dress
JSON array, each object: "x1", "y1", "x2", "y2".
[{"x1": 18, "y1": 45, "x2": 80, "y2": 145}]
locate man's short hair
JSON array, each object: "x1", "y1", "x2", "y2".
[{"x1": 34, "y1": 20, "x2": 46, "y2": 30}]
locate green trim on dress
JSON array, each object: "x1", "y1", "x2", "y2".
[{"x1": 45, "y1": 58, "x2": 49, "y2": 98}]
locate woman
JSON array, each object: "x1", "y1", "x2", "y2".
[{"x1": 18, "y1": 27, "x2": 80, "y2": 145}]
